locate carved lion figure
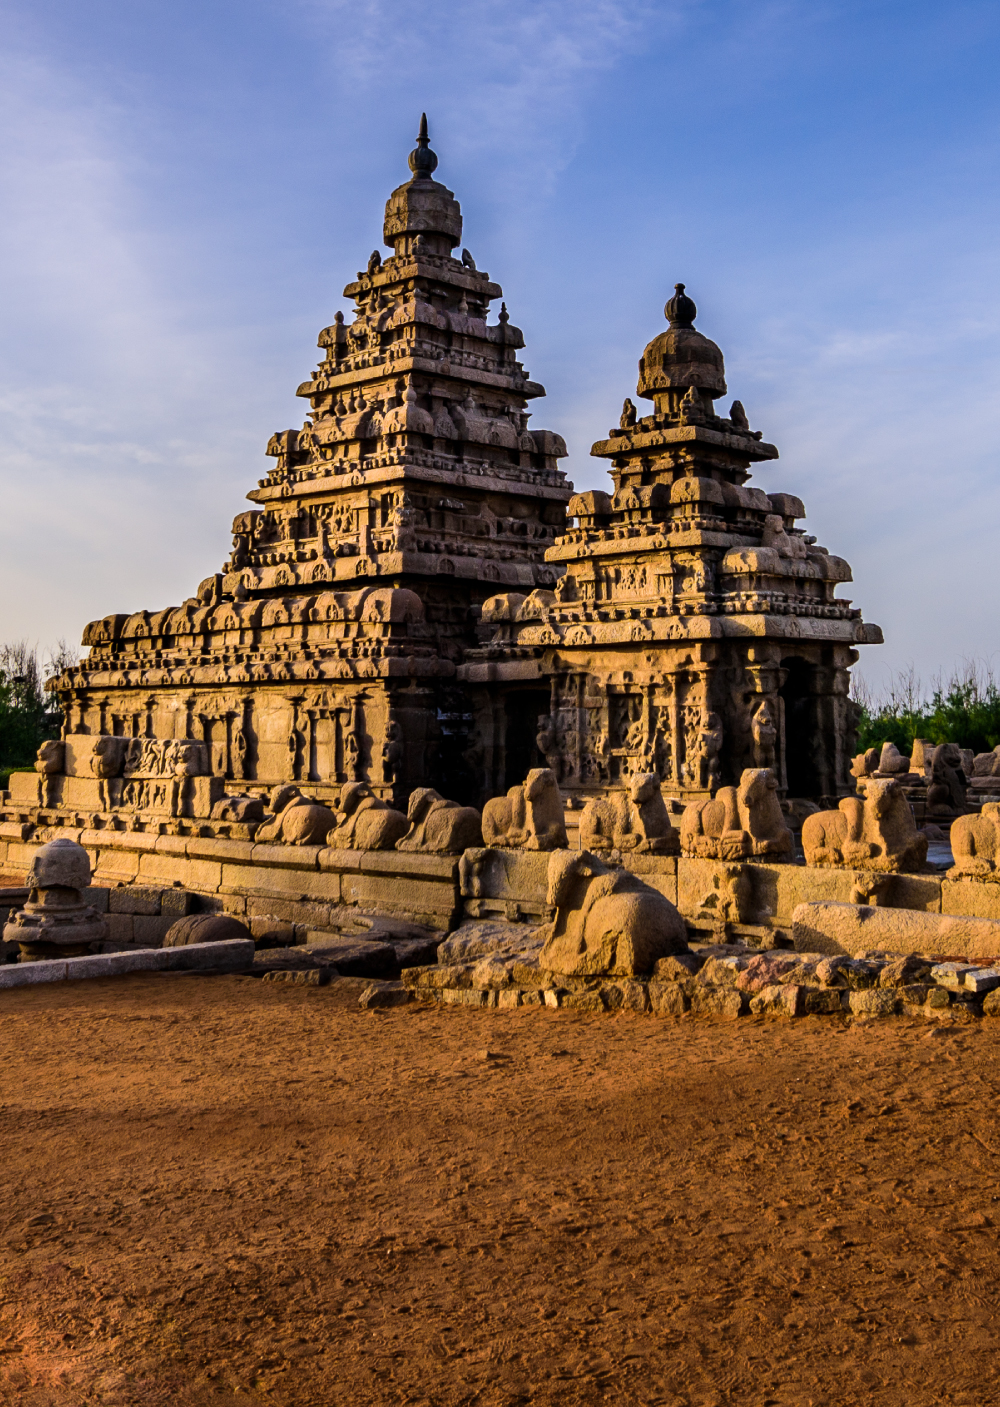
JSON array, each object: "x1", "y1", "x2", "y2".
[
  {"x1": 926, "y1": 743, "x2": 967, "y2": 814},
  {"x1": 579, "y1": 772, "x2": 678, "y2": 855},
  {"x1": 538, "y1": 850, "x2": 688, "y2": 978},
  {"x1": 34, "y1": 740, "x2": 65, "y2": 775},
  {"x1": 800, "y1": 777, "x2": 928, "y2": 873},
  {"x1": 680, "y1": 768, "x2": 793, "y2": 861},
  {"x1": 482, "y1": 768, "x2": 567, "y2": 851},
  {"x1": 325, "y1": 782, "x2": 409, "y2": 851},
  {"x1": 396, "y1": 788, "x2": 483, "y2": 854},
  {"x1": 950, "y1": 802, "x2": 1000, "y2": 878},
  {"x1": 256, "y1": 784, "x2": 338, "y2": 847}
]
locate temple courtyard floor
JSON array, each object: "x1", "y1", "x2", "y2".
[{"x1": 0, "y1": 978, "x2": 997, "y2": 1407}]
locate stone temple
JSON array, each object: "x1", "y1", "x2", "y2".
[{"x1": 5, "y1": 118, "x2": 881, "y2": 842}]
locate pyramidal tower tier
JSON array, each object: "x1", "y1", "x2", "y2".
[
  {"x1": 45, "y1": 119, "x2": 573, "y2": 819},
  {"x1": 461, "y1": 285, "x2": 883, "y2": 804}
]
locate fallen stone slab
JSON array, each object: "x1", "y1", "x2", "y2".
[
  {"x1": 358, "y1": 980, "x2": 413, "y2": 1009},
  {"x1": 792, "y1": 902, "x2": 1000, "y2": 964},
  {"x1": 0, "y1": 938, "x2": 254, "y2": 988},
  {"x1": 438, "y1": 919, "x2": 543, "y2": 963},
  {"x1": 252, "y1": 937, "x2": 397, "y2": 979}
]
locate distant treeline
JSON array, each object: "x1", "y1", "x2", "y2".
[
  {"x1": 0, "y1": 641, "x2": 77, "y2": 787},
  {"x1": 853, "y1": 662, "x2": 1000, "y2": 758}
]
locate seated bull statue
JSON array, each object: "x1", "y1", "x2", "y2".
[
  {"x1": 950, "y1": 802, "x2": 1000, "y2": 878},
  {"x1": 325, "y1": 782, "x2": 409, "y2": 851},
  {"x1": 538, "y1": 849, "x2": 689, "y2": 978},
  {"x1": 876, "y1": 741, "x2": 911, "y2": 776},
  {"x1": 482, "y1": 768, "x2": 567, "y2": 851},
  {"x1": 34, "y1": 740, "x2": 65, "y2": 775},
  {"x1": 801, "y1": 777, "x2": 928, "y2": 872},
  {"x1": 579, "y1": 772, "x2": 679, "y2": 855},
  {"x1": 396, "y1": 788, "x2": 483, "y2": 854},
  {"x1": 680, "y1": 768, "x2": 793, "y2": 862},
  {"x1": 256, "y1": 785, "x2": 339, "y2": 846},
  {"x1": 210, "y1": 794, "x2": 266, "y2": 824}
]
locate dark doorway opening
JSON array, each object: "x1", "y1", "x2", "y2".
[
  {"x1": 503, "y1": 690, "x2": 547, "y2": 791},
  {"x1": 780, "y1": 657, "x2": 822, "y2": 798}
]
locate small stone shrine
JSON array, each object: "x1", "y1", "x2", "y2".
[
  {"x1": 462, "y1": 284, "x2": 882, "y2": 804},
  {"x1": 24, "y1": 117, "x2": 570, "y2": 830}
]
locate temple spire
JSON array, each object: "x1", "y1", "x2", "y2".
[{"x1": 408, "y1": 113, "x2": 438, "y2": 180}]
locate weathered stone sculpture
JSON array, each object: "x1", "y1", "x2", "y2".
[
  {"x1": 325, "y1": 782, "x2": 409, "y2": 851},
  {"x1": 396, "y1": 788, "x2": 482, "y2": 853},
  {"x1": 680, "y1": 768, "x2": 793, "y2": 861},
  {"x1": 462, "y1": 282, "x2": 881, "y2": 806},
  {"x1": 950, "y1": 803, "x2": 1000, "y2": 878},
  {"x1": 538, "y1": 849, "x2": 688, "y2": 978},
  {"x1": 3, "y1": 839, "x2": 108, "y2": 961},
  {"x1": 481, "y1": 768, "x2": 567, "y2": 850},
  {"x1": 257, "y1": 786, "x2": 339, "y2": 846},
  {"x1": 927, "y1": 743, "x2": 967, "y2": 816},
  {"x1": 34, "y1": 740, "x2": 64, "y2": 774},
  {"x1": 800, "y1": 778, "x2": 928, "y2": 872},
  {"x1": 579, "y1": 772, "x2": 679, "y2": 855},
  {"x1": 876, "y1": 742, "x2": 910, "y2": 776}
]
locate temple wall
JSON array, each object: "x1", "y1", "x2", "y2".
[{"x1": 3, "y1": 821, "x2": 999, "y2": 940}]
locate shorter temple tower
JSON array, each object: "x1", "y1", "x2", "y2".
[{"x1": 461, "y1": 285, "x2": 882, "y2": 804}]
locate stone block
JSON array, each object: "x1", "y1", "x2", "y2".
[
  {"x1": 878, "y1": 954, "x2": 934, "y2": 988},
  {"x1": 317, "y1": 848, "x2": 363, "y2": 874},
  {"x1": 138, "y1": 852, "x2": 222, "y2": 892},
  {"x1": 600, "y1": 979, "x2": 650, "y2": 1013},
  {"x1": 340, "y1": 871, "x2": 453, "y2": 920},
  {"x1": 439, "y1": 919, "x2": 542, "y2": 963},
  {"x1": 843, "y1": 989, "x2": 897, "y2": 1017},
  {"x1": 562, "y1": 989, "x2": 604, "y2": 1013},
  {"x1": 459, "y1": 848, "x2": 550, "y2": 904},
  {"x1": 497, "y1": 989, "x2": 523, "y2": 1009},
  {"x1": 653, "y1": 952, "x2": 704, "y2": 981},
  {"x1": 108, "y1": 885, "x2": 163, "y2": 916},
  {"x1": 188, "y1": 838, "x2": 255, "y2": 863},
  {"x1": 543, "y1": 989, "x2": 561, "y2": 1008},
  {"x1": 255, "y1": 937, "x2": 393, "y2": 979},
  {"x1": 792, "y1": 901, "x2": 1000, "y2": 963},
  {"x1": 160, "y1": 888, "x2": 196, "y2": 917},
  {"x1": 134, "y1": 915, "x2": 175, "y2": 946},
  {"x1": 402, "y1": 963, "x2": 475, "y2": 989},
  {"x1": 83, "y1": 886, "x2": 110, "y2": 914},
  {"x1": 167, "y1": 938, "x2": 255, "y2": 971},
  {"x1": 7, "y1": 773, "x2": 42, "y2": 806},
  {"x1": 442, "y1": 987, "x2": 488, "y2": 1007},
  {"x1": 0, "y1": 959, "x2": 69, "y2": 986},
  {"x1": 736, "y1": 953, "x2": 802, "y2": 994},
  {"x1": 510, "y1": 956, "x2": 547, "y2": 988},
  {"x1": 221, "y1": 864, "x2": 340, "y2": 904},
  {"x1": 261, "y1": 968, "x2": 329, "y2": 986},
  {"x1": 246, "y1": 896, "x2": 332, "y2": 928},
  {"x1": 621, "y1": 854, "x2": 678, "y2": 904},
  {"x1": 250, "y1": 843, "x2": 322, "y2": 870},
  {"x1": 803, "y1": 988, "x2": 844, "y2": 1015},
  {"x1": 106, "y1": 913, "x2": 134, "y2": 944},
  {"x1": 983, "y1": 988, "x2": 1000, "y2": 1017},
  {"x1": 689, "y1": 986, "x2": 744, "y2": 1019},
  {"x1": 898, "y1": 983, "x2": 930, "y2": 1007},
  {"x1": 750, "y1": 983, "x2": 804, "y2": 1017},
  {"x1": 941, "y1": 879, "x2": 1000, "y2": 922},
  {"x1": 698, "y1": 955, "x2": 745, "y2": 987},
  {"x1": 358, "y1": 981, "x2": 412, "y2": 1009}
]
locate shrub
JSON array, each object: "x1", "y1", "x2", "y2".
[{"x1": 853, "y1": 661, "x2": 1000, "y2": 758}]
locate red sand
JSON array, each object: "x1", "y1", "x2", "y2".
[{"x1": 0, "y1": 974, "x2": 997, "y2": 1407}]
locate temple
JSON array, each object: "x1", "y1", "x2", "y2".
[
  {"x1": 35, "y1": 117, "x2": 571, "y2": 823},
  {"x1": 4, "y1": 122, "x2": 881, "y2": 841},
  {"x1": 461, "y1": 283, "x2": 882, "y2": 805}
]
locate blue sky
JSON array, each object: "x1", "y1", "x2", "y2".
[{"x1": 1, "y1": 0, "x2": 998, "y2": 694}]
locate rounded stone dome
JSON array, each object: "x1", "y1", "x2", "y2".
[{"x1": 636, "y1": 284, "x2": 727, "y2": 400}]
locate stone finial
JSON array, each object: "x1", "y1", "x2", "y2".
[
  {"x1": 665, "y1": 282, "x2": 697, "y2": 328},
  {"x1": 408, "y1": 113, "x2": 438, "y2": 180}
]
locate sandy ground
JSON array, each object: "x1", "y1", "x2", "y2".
[{"x1": 0, "y1": 977, "x2": 998, "y2": 1407}]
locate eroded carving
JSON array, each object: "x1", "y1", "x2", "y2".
[
  {"x1": 396, "y1": 788, "x2": 483, "y2": 853},
  {"x1": 579, "y1": 772, "x2": 679, "y2": 855},
  {"x1": 801, "y1": 778, "x2": 928, "y2": 873},
  {"x1": 481, "y1": 768, "x2": 567, "y2": 850},
  {"x1": 680, "y1": 768, "x2": 793, "y2": 861}
]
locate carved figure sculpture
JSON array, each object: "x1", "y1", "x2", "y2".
[
  {"x1": 538, "y1": 849, "x2": 688, "y2": 978},
  {"x1": 325, "y1": 782, "x2": 408, "y2": 851},
  {"x1": 680, "y1": 768, "x2": 793, "y2": 861},
  {"x1": 210, "y1": 794, "x2": 266, "y2": 823},
  {"x1": 926, "y1": 743, "x2": 967, "y2": 815},
  {"x1": 34, "y1": 740, "x2": 65, "y2": 775},
  {"x1": 90, "y1": 735, "x2": 128, "y2": 778},
  {"x1": 972, "y1": 746, "x2": 1000, "y2": 779},
  {"x1": 579, "y1": 772, "x2": 679, "y2": 855},
  {"x1": 876, "y1": 742, "x2": 910, "y2": 776},
  {"x1": 382, "y1": 718, "x2": 404, "y2": 785},
  {"x1": 800, "y1": 778, "x2": 928, "y2": 872},
  {"x1": 850, "y1": 749, "x2": 880, "y2": 783},
  {"x1": 949, "y1": 803, "x2": 1000, "y2": 878},
  {"x1": 750, "y1": 700, "x2": 777, "y2": 770},
  {"x1": 256, "y1": 784, "x2": 338, "y2": 846},
  {"x1": 396, "y1": 788, "x2": 483, "y2": 853},
  {"x1": 481, "y1": 767, "x2": 567, "y2": 850}
]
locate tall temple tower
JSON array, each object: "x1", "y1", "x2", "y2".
[
  {"x1": 461, "y1": 285, "x2": 882, "y2": 805},
  {"x1": 51, "y1": 119, "x2": 572, "y2": 807}
]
